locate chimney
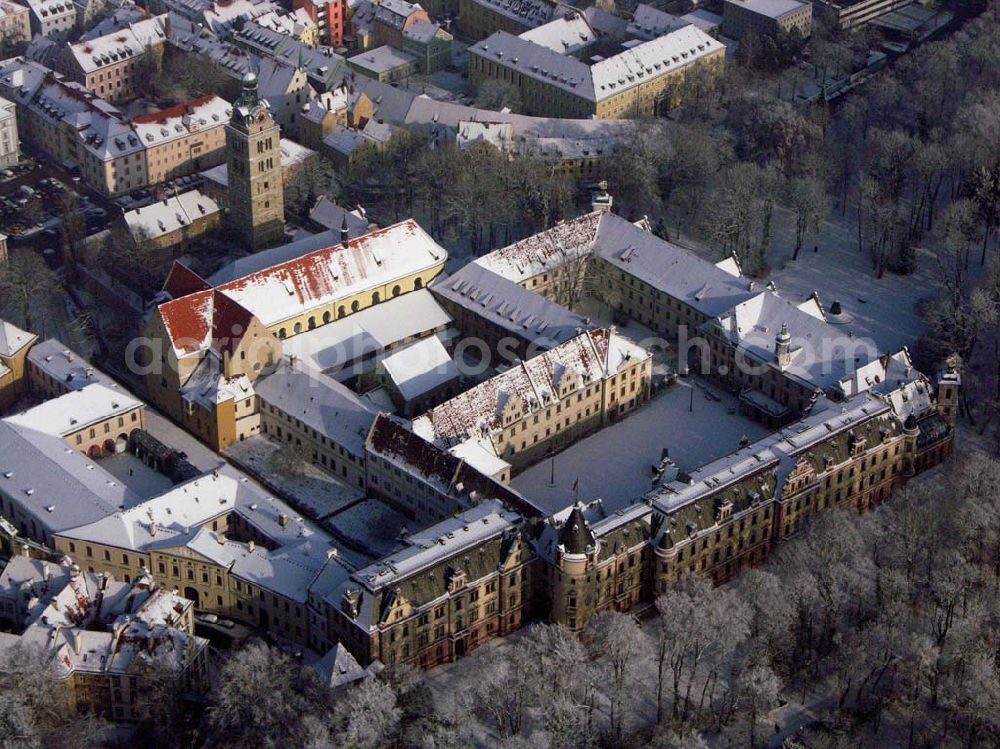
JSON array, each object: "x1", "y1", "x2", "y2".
[
  {"x1": 278, "y1": 514, "x2": 289, "y2": 528},
  {"x1": 340, "y1": 214, "x2": 349, "y2": 244},
  {"x1": 248, "y1": 540, "x2": 255, "y2": 553}
]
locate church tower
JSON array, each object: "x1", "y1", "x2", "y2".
[{"x1": 225, "y1": 72, "x2": 285, "y2": 250}]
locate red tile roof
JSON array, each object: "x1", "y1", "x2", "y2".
[
  {"x1": 158, "y1": 290, "x2": 214, "y2": 356},
  {"x1": 131, "y1": 95, "x2": 217, "y2": 125},
  {"x1": 162, "y1": 261, "x2": 211, "y2": 299},
  {"x1": 211, "y1": 290, "x2": 255, "y2": 357}
]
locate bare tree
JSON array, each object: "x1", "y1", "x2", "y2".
[{"x1": 586, "y1": 611, "x2": 646, "y2": 743}]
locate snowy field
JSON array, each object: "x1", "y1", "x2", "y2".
[
  {"x1": 512, "y1": 379, "x2": 770, "y2": 515},
  {"x1": 224, "y1": 436, "x2": 365, "y2": 521},
  {"x1": 99, "y1": 453, "x2": 174, "y2": 499},
  {"x1": 323, "y1": 498, "x2": 410, "y2": 559}
]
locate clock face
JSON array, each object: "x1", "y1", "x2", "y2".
[{"x1": 256, "y1": 110, "x2": 268, "y2": 125}]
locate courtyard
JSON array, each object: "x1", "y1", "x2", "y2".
[{"x1": 511, "y1": 377, "x2": 770, "y2": 516}]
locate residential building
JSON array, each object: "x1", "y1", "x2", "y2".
[
  {"x1": 0, "y1": 95, "x2": 18, "y2": 167},
  {"x1": 400, "y1": 19, "x2": 453, "y2": 74},
  {"x1": 122, "y1": 189, "x2": 222, "y2": 251},
  {"x1": 0, "y1": 558, "x2": 209, "y2": 721},
  {"x1": 721, "y1": 0, "x2": 812, "y2": 40},
  {"x1": 134, "y1": 95, "x2": 231, "y2": 187},
  {"x1": 256, "y1": 56, "x2": 314, "y2": 136},
  {"x1": 22, "y1": 0, "x2": 77, "y2": 39},
  {"x1": 58, "y1": 14, "x2": 168, "y2": 103},
  {"x1": 371, "y1": 0, "x2": 430, "y2": 49},
  {"x1": 293, "y1": 0, "x2": 347, "y2": 46},
  {"x1": 298, "y1": 83, "x2": 373, "y2": 149},
  {"x1": 0, "y1": 1, "x2": 31, "y2": 51},
  {"x1": 225, "y1": 71, "x2": 285, "y2": 250},
  {"x1": 253, "y1": 8, "x2": 320, "y2": 44},
  {"x1": 468, "y1": 24, "x2": 725, "y2": 119}
]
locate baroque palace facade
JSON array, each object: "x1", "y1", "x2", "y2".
[{"x1": 1, "y1": 207, "x2": 958, "y2": 675}]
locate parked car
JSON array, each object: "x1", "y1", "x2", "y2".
[{"x1": 197, "y1": 613, "x2": 219, "y2": 624}]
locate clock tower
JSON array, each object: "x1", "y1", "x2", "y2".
[{"x1": 225, "y1": 72, "x2": 285, "y2": 250}]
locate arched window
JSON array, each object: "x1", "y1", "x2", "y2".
[
  {"x1": 278, "y1": 328, "x2": 286, "y2": 339},
  {"x1": 293, "y1": 322, "x2": 302, "y2": 334},
  {"x1": 338, "y1": 305, "x2": 346, "y2": 318},
  {"x1": 323, "y1": 311, "x2": 331, "y2": 324},
  {"x1": 372, "y1": 292, "x2": 380, "y2": 305},
  {"x1": 414, "y1": 277, "x2": 423, "y2": 290},
  {"x1": 351, "y1": 300, "x2": 360, "y2": 312},
  {"x1": 308, "y1": 316, "x2": 316, "y2": 330},
  {"x1": 392, "y1": 285, "x2": 401, "y2": 297}
]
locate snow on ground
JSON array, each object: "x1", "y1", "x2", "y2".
[
  {"x1": 224, "y1": 436, "x2": 365, "y2": 521},
  {"x1": 765, "y1": 204, "x2": 937, "y2": 353},
  {"x1": 512, "y1": 378, "x2": 770, "y2": 515},
  {"x1": 667, "y1": 204, "x2": 937, "y2": 354},
  {"x1": 98, "y1": 453, "x2": 174, "y2": 498},
  {"x1": 323, "y1": 498, "x2": 409, "y2": 559}
]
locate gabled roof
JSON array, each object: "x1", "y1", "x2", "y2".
[
  {"x1": 210, "y1": 290, "x2": 255, "y2": 357},
  {"x1": 0, "y1": 319, "x2": 36, "y2": 358},
  {"x1": 162, "y1": 261, "x2": 212, "y2": 299},
  {"x1": 157, "y1": 289, "x2": 214, "y2": 357}
]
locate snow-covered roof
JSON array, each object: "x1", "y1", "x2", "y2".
[
  {"x1": 281, "y1": 289, "x2": 453, "y2": 373},
  {"x1": 254, "y1": 361, "x2": 378, "y2": 457},
  {"x1": 21, "y1": 0, "x2": 75, "y2": 22},
  {"x1": 447, "y1": 437, "x2": 510, "y2": 479},
  {"x1": 456, "y1": 120, "x2": 514, "y2": 151},
  {"x1": 0, "y1": 319, "x2": 35, "y2": 358},
  {"x1": 430, "y1": 263, "x2": 591, "y2": 349},
  {"x1": 380, "y1": 336, "x2": 460, "y2": 402},
  {"x1": 412, "y1": 328, "x2": 648, "y2": 447},
  {"x1": 132, "y1": 95, "x2": 231, "y2": 148},
  {"x1": 593, "y1": 212, "x2": 757, "y2": 318},
  {"x1": 626, "y1": 4, "x2": 688, "y2": 41},
  {"x1": 308, "y1": 197, "x2": 370, "y2": 237},
  {"x1": 6, "y1": 383, "x2": 143, "y2": 439},
  {"x1": 309, "y1": 642, "x2": 367, "y2": 689},
  {"x1": 680, "y1": 9, "x2": 723, "y2": 33},
  {"x1": 26, "y1": 339, "x2": 120, "y2": 392},
  {"x1": 711, "y1": 291, "x2": 875, "y2": 391},
  {"x1": 403, "y1": 18, "x2": 445, "y2": 44},
  {"x1": 519, "y1": 11, "x2": 596, "y2": 54},
  {"x1": 724, "y1": 0, "x2": 809, "y2": 20},
  {"x1": 475, "y1": 211, "x2": 600, "y2": 281},
  {"x1": 0, "y1": 420, "x2": 138, "y2": 538},
  {"x1": 469, "y1": 25, "x2": 723, "y2": 103},
  {"x1": 68, "y1": 15, "x2": 167, "y2": 75},
  {"x1": 124, "y1": 190, "x2": 220, "y2": 241},
  {"x1": 352, "y1": 501, "x2": 519, "y2": 592},
  {"x1": 178, "y1": 350, "x2": 254, "y2": 409},
  {"x1": 79, "y1": 5, "x2": 150, "y2": 41},
  {"x1": 215, "y1": 219, "x2": 446, "y2": 329},
  {"x1": 300, "y1": 86, "x2": 351, "y2": 124},
  {"x1": 465, "y1": 0, "x2": 555, "y2": 29},
  {"x1": 348, "y1": 45, "x2": 416, "y2": 75}
]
